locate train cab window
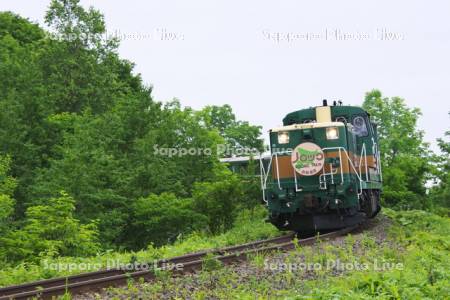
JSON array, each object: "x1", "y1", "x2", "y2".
[
  {"x1": 335, "y1": 116, "x2": 347, "y2": 123},
  {"x1": 352, "y1": 115, "x2": 368, "y2": 137}
]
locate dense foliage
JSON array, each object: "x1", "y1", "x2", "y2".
[
  {"x1": 0, "y1": 0, "x2": 263, "y2": 265},
  {"x1": 363, "y1": 90, "x2": 449, "y2": 211}
]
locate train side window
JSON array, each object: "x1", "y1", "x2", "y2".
[
  {"x1": 371, "y1": 121, "x2": 378, "y2": 137},
  {"x1": 352, "y1": 115, "x2": 368, "y2": 137}
]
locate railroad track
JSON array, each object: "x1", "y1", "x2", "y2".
[{"x1": 0, "y1": 226, "x2": 356, "y2": 300}]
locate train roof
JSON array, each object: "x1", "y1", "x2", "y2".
[
  {"x1": 283, "y1": 105, "x2": 368, "y2": 126},
  {"x1": 271, "y1": 121, "x2": 348, "y2": 132}
]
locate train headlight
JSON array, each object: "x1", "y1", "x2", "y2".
[
  {"x1": 278, "y1": 132, "x2": 289, "y2": 144},
  {"x1": 326, "y1": 127, "x2": 339, "y2": 140}
]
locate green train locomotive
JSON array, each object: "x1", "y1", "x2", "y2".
[{"x1": 260, "y1": 100, "x2": 382, "y2": 233}]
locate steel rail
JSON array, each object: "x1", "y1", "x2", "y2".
[
  {"x1": 0, "y1": 233, "x2": 294, "y2": 299},
  {"x1": 0, "y1": 226, "x2": 356, "y2": 300}
]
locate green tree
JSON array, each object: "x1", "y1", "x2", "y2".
[
  {"x1": 0, "y1": 12, "x2": 44, "y2": 44},
  {"x1": 429, "y1": 113, "x2": 450, "y2": 210},
  {"x1": 0, "y1": 4, "x2": 141, "y2": 215},
  {"x1": 43, "y1": 0, "x2": 127, "y2": 114},
  {"x1": 45, "y1": 0, "x2": 116, "y2": 51},
  {"x1": 197, "y1": 105, "x2": 264, "y2": 156},
  {"x1": 0, "y1": 155, "x2": 16, "y2": 196},
  {"x1": 0, "y1": 155, "x2": 16, "y2": 236},
  {"x1": 129, "y1": 193, "x2": 207, "y2": 248},
  {"x1": 363, "y1": 90, "x2": 432, "y2": 209},
  {"x1": 0, "y1": 16, "x2": 50, "y2": 214}
]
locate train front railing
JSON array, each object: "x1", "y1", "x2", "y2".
[{"x1": 259, "y1": 143, "x2": 381, "y2": 203}]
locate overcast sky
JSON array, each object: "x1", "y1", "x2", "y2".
[{"x1": 2, "y1": 0, "x2": 449, "y2": 151}]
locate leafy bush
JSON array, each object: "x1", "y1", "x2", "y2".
[
  {"x1": 0, "y1": 192, "x2": 100, "y2": 264},
  {"x1": 381, "y1": 189, "x2": 424, "y2": 210},
  {"x1": 128, "y1": 193, "x2": 208, "y2": 248},
  {"x1": 192, "y1": 176, "x2": 244, "y2": 234}
]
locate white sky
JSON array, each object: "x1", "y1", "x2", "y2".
[{"x1": 1, "y1": 0, "x2": 449, "y2": 151}]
